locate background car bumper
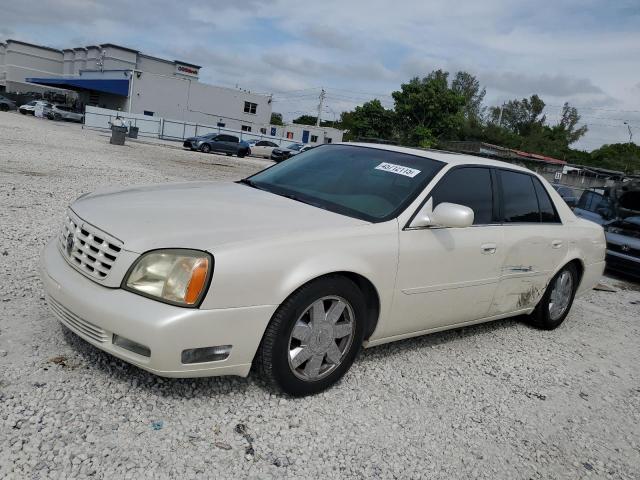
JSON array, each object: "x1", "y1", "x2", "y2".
[
  {"x1": 606, "y1": 251, "x2": 640, "y2": 278},
  {"x1": 40, "y1": 240, "x2": 277, "y2": 377}
]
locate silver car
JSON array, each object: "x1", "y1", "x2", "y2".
[{"x1": 48, "y1": 104, "x2": 84, "y2": 123}]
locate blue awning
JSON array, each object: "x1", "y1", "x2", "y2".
[{"x1": 25, "y1": 77, "x2": 130, "y2": 96}]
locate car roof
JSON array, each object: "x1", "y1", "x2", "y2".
[{"x1": 340, "y1": 142, "x2": 534, "y2": 173}]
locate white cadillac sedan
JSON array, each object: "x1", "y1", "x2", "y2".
[{"x1": 40, "y1": 143, "x2": 606, "y2": 396}]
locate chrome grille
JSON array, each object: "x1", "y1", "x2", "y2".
[
  {"x1": 48, "y1": 296, "x2": 109, "y2": 343},
  {"x1": 58, "y1": 210, "x2": 123, "y2": 281}
]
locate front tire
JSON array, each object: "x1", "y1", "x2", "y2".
[
  {"x1": 200, "y1": 143, "x2": 211, "y2": 153},
  {"x1": 528, "y1": 263, "x2": 578, "y2": 330},
  {"x1": 255, "y1": 275, "x2": 366, "y2": 396}
]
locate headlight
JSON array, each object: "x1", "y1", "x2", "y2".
[{"x1": 123, "y1": 249, "x2": 212, "y2": 307}]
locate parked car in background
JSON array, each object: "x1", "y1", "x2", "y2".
[
  {"x1": 552, "y1": 184, "x2": 578, "y2": 208},
  {"x1": 247, "y1": 140, "x2": 279, "y2": 158},
  {"x1": 603, "y1": 217, "x2": 640, "y2": 278},
  {"x1": 19, "y1": 100, "x2": 52, "y2": 116},
  {"x1": 40, "y1": 143, "x2": 605, "y2": 396},
  {"x1": 47, "y1": 104, "x2": 84, "y2": 123},
  {"x1": 574, "y1": 181, "x2": 640, "y2": 279},
  {"x1": 183, "y1": 133, "x2": 250, "y2": 157},
  {"x1": 270, "y1": 142, "x2": 315, "y2": 162},
  {"x1": 0, "y1": 95, "x2": 17, "y2": 111}
]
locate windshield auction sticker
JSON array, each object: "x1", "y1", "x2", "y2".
[{"x1": 375, "y1": 162, "x2": 421, "y2": 178}]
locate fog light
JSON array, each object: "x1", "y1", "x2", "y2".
[
  {"x1": 113, "y1": 334, "x2": 151, "y2": 357},
  {"x1": 181, "y1": 345, "x2": 231, "y2": 364}
]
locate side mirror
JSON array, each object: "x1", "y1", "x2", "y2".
[{"x1": 410, "y1": 202, "x2": 474, "y2": 228}]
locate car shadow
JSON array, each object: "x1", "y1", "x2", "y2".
[{"x1": 58, "y1": 313, "x2": 534, "y2": 399}]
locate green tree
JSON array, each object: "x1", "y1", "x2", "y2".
[
  {"x1": 291, "y1": 114, "x2": 334, "y2": 127},
  {"x1": 451, "y1": 71, "x2": 486, "y2": 122},
  {"x1": 292, "y1": 114, "x2": 317, "y2": 125},
  {"x1": 552, "y1": 102, "x2": 588, "y2": 145},
  {"x1": 489, "y1": 94, "x2": 546, "y2": 136},
  {"x1": 270, "y1": 112, "x2": 284, "y2": 126},
  {"x1": 392, "y1": 70, "x2": 465, "y2": 147},
  {"x1": 585, "y1": 143, "x2": 640, "y2": 173},
  {"x1": 339, "y1": 99, "x2": 396, "y2": 141}
]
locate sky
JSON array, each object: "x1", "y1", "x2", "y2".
[{"x1": 2, "y1": 0, "x2": 639, "y2": 151}]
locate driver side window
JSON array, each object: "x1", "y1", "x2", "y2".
[{"x1": 429, "y1": 167, "x2": 495, "y2": 225}]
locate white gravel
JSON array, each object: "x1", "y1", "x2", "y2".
[{"x1": 1, "y1": 112, "x2": 639, "y2": 479}]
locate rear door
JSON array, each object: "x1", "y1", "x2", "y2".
[{"x1": 489, "y1": 169, "x2": 567, "y2": 315}]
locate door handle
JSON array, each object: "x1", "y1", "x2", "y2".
[
  {"x1": 551, "y1": 240, "x2": 563, "y2": 249},
  {"x1": 481, "y1": 243, "x2": 497, "y2": 254}
]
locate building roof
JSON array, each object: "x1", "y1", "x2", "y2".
[
  {"x1": 6, "y1": 39, "x2": 62, "y2": 53},
  {"x1": 441, "y1": 140, "x2": 567, "y2": 165},
  {"x1": 512, "y1": 149, "x2": 566, "y2": 165},
  {"x1": 344, "y1": 142, "x2": 533, "y2": 173},
  {"x1": 100, "y1": 43, "x2": 139, "y2": 54},
  {"x1": 175, "y1": 60, "x2": 202, "y2": 69}
]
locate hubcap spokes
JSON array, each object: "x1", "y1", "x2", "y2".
[
  {"x1": 548, "y1": 271, "x2": 573, "y2": 320},
  {"x1": 288, "y1": 296, "x2": 355, "y2": 381}
]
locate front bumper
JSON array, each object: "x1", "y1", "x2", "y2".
[
  {"x1": 606, "y1": 250, "x2": 640, "y2": 279},
  {"x1": 40, "y1": 240, "x2": 277, "y2": 377}
]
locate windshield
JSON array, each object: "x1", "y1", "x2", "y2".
[
  {"x1": 287, "y1": 143, "x2": 304, "y2": 150},
  {"x1": 246, "y1": 144, "x2": 444, "y2": 222}
]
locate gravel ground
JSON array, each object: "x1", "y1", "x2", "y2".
[{"x1": 1, "y1": 112, "x2": 639, "y2": 479}]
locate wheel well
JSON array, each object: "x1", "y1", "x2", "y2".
[
  {"x1": 298, "y1": 272, "x2": 381, "y2": 341},
  {"x1": 566, "y1": 258, "x2": 585, "y2": 286}
]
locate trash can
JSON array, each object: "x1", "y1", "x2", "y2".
[
  {"x1": 128, "y1": 126, "x2": 139, "y2": 139},
  {"x1": 110, "y1": 125, "x2": 127, "y2": 145}
]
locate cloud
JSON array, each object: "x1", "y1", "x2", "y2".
[
  {"x1": 480, "y1": 72, "x2": 604, "y2": 97},
  {"x1": 1, "y1": 0, "x2": 639, "y2": 148},
  {"x1": 302, "y1": 25, "x2": 356, "y2": 50}
]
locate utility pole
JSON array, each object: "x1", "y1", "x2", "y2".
[
  {"x1": 497, "y1": 101, "x2": 506, "y2": 126},
  {"x1": 316, "y1": 88, "x2": 326, "y2": 127},
  {"x1": 624, "y1": 121, "x2": 633, "y2": 144},
  {"x1": 623, "y1": 121, "x2": 633, "y2": 174}
]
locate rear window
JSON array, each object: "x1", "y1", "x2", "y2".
[
  {"x1": 499, "y1": 170, "x2": 540, "y2": 223},
  {"x1": 532, "y1": 178, "x2": 560, "y2": 223}
]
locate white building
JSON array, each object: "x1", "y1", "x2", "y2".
[{"x1": 0, "y1": 39, "x2": 343, "y2": 144}]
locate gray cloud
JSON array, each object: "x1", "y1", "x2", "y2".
[
  {"x1": 302, "y1": 25, "x2": 356, "y2": 50},
  {"x1": 480, "y1": 72, "x2": 604, "y2": 97}
]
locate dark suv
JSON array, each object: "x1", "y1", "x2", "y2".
[{"x1": 183, "y1": 133, "x2": 249, "y2": 157}]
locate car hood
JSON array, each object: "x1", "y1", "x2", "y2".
[{"x1": 70, "y1": 181, "x2": 367, "y2": 253}]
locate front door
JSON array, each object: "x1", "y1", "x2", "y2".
[
  {"x1": 302, "y1": 130, "x2": 310, "y2": 143},
  {"x1": 388, "y1": 166, "x2": 503, "y2": 338}
]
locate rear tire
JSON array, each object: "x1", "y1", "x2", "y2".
[
  {"x1": 528, "y1": 263, "x2": 578, "y2": 330},
  {"x1": 0, "y1": 104, "x2": 8, "y2": 112},
  {"x1": 255, "y1": 275, "x2": 366, "y2": 396}
]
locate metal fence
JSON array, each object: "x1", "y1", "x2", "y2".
[
  {"x1": 159, "y1": 119, "x2": 293, "y2": 146},
  {"x1": 83, "y1": 106, "x2": 295, "y2": 146},
  {"x1": 83, "y1": 108, "x2": 162, "y2": 138}
]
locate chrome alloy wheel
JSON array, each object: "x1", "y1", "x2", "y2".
[
  {"x1": 287, "y1": 296, "x2": 355, "y2": 381},
  {"x1": 548, "y1": 270, "x2": 573, "y2": 321}
]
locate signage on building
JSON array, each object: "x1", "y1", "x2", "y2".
[{"x1": 175, "y1": 64, "x2": 199, "y2": 77}]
